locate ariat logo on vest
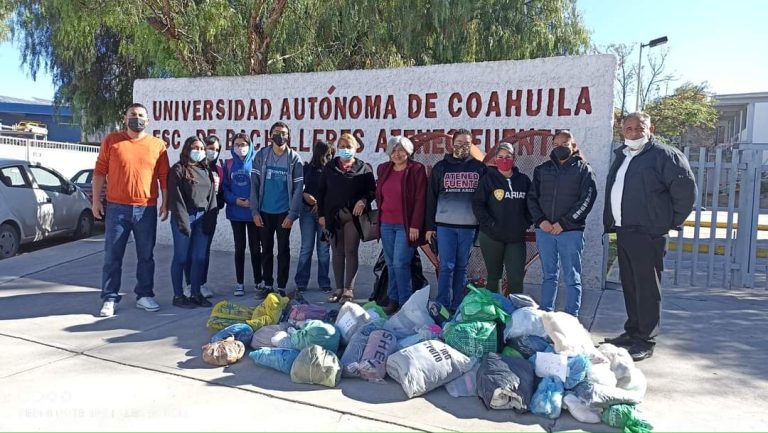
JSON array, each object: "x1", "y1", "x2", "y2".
[
  {"x1": 494, "y1": 188, "x2": 526, "y2": 200},
  {"x1": 494, "y1": 189, "x2": 505, "y2": 201}
]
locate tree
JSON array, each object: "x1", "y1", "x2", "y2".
[
  {"x1": 644, "y1": 82, "x2": 718, "y2": 146},
  {"x1": 5, "y1": 0, "x2": 591, "y2": 132}
]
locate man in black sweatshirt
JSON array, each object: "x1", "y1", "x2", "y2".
[
  {"x1": 527, "y1": 130, "x2": 597, "y2": 317},
  {"x1": 426, "y1": 129, "x2": 487, "y2": 312}
]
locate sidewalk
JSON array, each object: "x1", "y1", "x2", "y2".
[{"x1": 1, "y1": 236, "x2": 767, "y2": 431}]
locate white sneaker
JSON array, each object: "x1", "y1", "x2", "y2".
[
  {"x1": 200, "y1": 285, "x2": 214, "y2": 299},
  {"x1": 234, "y1": 284, "x2": 245, "y2": 296},
  {"x1": 183, "y1": 284, "x2": 192, "y2": 298},
  {"x1": 136, "y1": 297, "x2": 160, "y2": 312},
  {"x1": 100, "y1": 300, "x2": 116, "y2": 317}
]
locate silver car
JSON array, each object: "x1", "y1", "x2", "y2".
[{"x1": 0, "y1": 158, "x2": 94, "y2": 259}]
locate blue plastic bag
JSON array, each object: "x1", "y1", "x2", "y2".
[
  {"x1": 491, "y1": 292, "x2": 517, "y2": 315},
  {"x1": 509, "y1": 335, "x2": 552, "y2": 359},
  {"x1": 249, "y1": 347, "x2": 300, "y2": 374},
  {"x1": 530, "y1": 376, "x2": 565, "y2": 419},
  {"x1": 565, "y1": 354, "x2": 591, "y2": 389},
  {"x1": 210, "y1": 323, "x2": 254, "y2": 347}
]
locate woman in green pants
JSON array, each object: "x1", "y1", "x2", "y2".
[{"x1": 472, "y1": 141, "x2": 532, "y2": 293}]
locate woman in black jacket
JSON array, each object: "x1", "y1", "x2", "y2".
[
  {"x1": 168, "y1": 136, "x2": 217, "y2": 309},
  {"x1": 317, "y1": 133, "x2": 376, "y2": 303},
  {"x1": 472, "y1": 140, "x2": 532, "y2": 294},
  {"x1": 527, "y1": 130, "x2": 597, "y2": 316}
]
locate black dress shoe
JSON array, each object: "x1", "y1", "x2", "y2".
[
  {"x1": 172, "y1": 296, "x2": 196, "y2": 309},
  {"x1": 628, "y1": 342, "x2": 655, "y2": 361},
  {"x1": 189, "y1": 294, "x2": 212, "y2": 308},
  {"x1": 602, "y1": 333, "x2": 637, "y2": 347}
]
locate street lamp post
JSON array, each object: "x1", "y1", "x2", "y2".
[{"x1": 635, "y1": 36, "x2": 668, "y2": 111}]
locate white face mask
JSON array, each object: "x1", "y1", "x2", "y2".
[
  {"x1": 206, "y1": 150, "x2": 219, "y2": 161},
  {"x1": 624, "y1": 136, "x2": 648, "y2": 150},
  {"x1": 235, "y1": 146, "x2": 248, "y2": 157}
]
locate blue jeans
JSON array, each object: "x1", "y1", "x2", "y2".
[
  {"x1": 380, "y1": 223, "x2": 415, "y2": 306},
  {"x1": 185, "y1": 228, "x2": 213, "y2": 286},
  {"x1": 436, "y1": 226, "x2": 476, "y2": 310},
  {"x1": 293, "y1": 207, "x2": 331, "y2": 289},
  {"x1": 171, "y1": 210, "x2": 210, "y2": 297},
  {"x1": 101, "y1": 203, "x2": 157, "y2": 301},
  {"x1": 536, "y1": 228, "x2": 585, "y2": 316}
]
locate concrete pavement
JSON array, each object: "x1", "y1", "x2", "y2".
[{"x1": 1, "y1": 236, "x2": 767, "y2": 431}]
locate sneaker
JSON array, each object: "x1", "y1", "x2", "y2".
[
  {"x1": 256, "y1": 285, "x2": 274, "y2": 299},
  {"x1": 183, "y1": 284, "x2": 192, "y2": 298},
  {"x1": 234, "y1": 284, "x2": 245, "y2": 296},
  {"x1": 100, "y1": 300, "x2": 116, "y2": 317},
  {"x1": 136, "y1": 296, "x2": 160, "y2": 312},
  {"x1": 602, "y1": 333, "x2": 637, "y2": 348},
  {"x1": 189, "y1": 294, "x2": 212, "y2": 308},
  {"x1": 200, "y1": 285, "x2": 214, "y2": 298},
  {"x1": 321, "y1": 287, "x2": 333, "y2": 293},
  {"x1": 172, "y1": 295, "x2": 196, "y2": 309},
  {"x1": 628, "y1": 342, "x2": 655, "y2": 361},
  {"x1": 383, "y1": 303, "x2": 399, "y2": 316}
]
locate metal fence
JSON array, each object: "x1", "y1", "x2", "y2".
[
  {"x1": 667, "y1": 143, "x2": 768, "y2": 289},
  {"x1": 0, "y1": 136, "x2": 98, "y2": 154}
]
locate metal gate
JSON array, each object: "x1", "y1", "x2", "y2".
[{"x1": 668, "y1": 143, "x2": 768, "y2": 288}]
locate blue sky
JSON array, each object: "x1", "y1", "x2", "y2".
[{"x1": 1, "y1": 0, "x2": 766, "y2": 101}]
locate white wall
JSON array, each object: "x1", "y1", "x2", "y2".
[
  {"x1": 135, "y1": 55, "x2": 617, "y2": 289},
  {"x1": 0, "y1": 140, "x2": 98, "y2": 178},
  {"x1": 752, "y1": 102, "x2": 768, "y2": 143}
]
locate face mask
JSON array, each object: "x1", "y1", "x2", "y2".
[
  {"x1": 551, "y1": 146, "x2": 572, "y2": 162},
  {"x1": 624, "y1": 136, "x2": 647, "y2": 150},
  {"x1": 127, "y1": 117, "x2": 146, "y2": 133},
  {"x1": 189, "y1": 149, "x2": 205, "y2": 163},
  {"x1": 496, "y1": 158, "x2": 514, "y2": 172},
  {"x1": 338, "y1": 148, "x2": 355, "y2": 161},
  {"x1": 235, "y1": 146, "x2": 249, "y2": 157},
  {"x1": 272, "y1": 134, "x2": 287, "y2": 146},
  {"x1": 453, "y1": 145, "x2": 470, "y2": 159},
  {"x1": 206, "y1": 150, "x2": 219, "y2": 161}
]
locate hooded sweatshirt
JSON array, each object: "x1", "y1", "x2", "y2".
[
  {"x1": 426, "y1": 154, "x2": 487, "y2": 230},
  {"x1": 222, "y1": 142, "x2": 256, "y2": 222},
  {"x1": 472, "y1": 166, "x2": 532, "y2": 243}
]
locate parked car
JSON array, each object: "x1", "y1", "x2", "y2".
[
  {"x1": 0, "y1": 158, "x2": 94, "y2": 259},
  {"x1": 71, "y1": 168, "x2": 106, "y2": 212},
  {"x1": 15, "y1": 120, "x2": 49, "y2": 136}
]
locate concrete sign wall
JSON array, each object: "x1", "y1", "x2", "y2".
[{"x1": 135, "y1": 54, "x2": 616, "y2": 289}]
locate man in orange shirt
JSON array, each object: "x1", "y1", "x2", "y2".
[{"x1": 92, "y1": 103, "x2": 170, "y2": 317}]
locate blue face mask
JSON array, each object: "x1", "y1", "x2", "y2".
[
  {"x1": 338, "y1": 148, "x2": 355, "y2": 161},
  {"x1": 190, "y1": 149, "x2": 206, "y2": 163}
]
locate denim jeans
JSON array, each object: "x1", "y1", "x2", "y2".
[
  {"x1": 536, "y1": 228, "x2": 585, "y2": 316},
  {"x1": 294, "y1": 206, "x2": 331, "y2": 290},
  {"x1": 101, "y1": 203, "x2": 158, "y2": 301},
  {"x1": 380, "y1": 223, "x2": 415, "y2": 306},
  {"x1": 185, "y1": 230, "x2": 213, "y2": 286},
  {"x1": 171, "y1": 210, "x2": 210, "y2": 297},
  {"x1": 436, "y1": 226, "x2": 476, "y2": 310}
]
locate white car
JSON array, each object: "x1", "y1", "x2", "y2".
[{"x1": 0, "y1": 158, "x2": 94, "y2": 259}]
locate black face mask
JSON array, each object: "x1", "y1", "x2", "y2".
[
  {"x1": 272, "y1": 134, "x2": 287, "y2": 146},
  {"x1": 127, "y1": 117, "x2": 146, "y2": 133},
  {"x1": 551, "y1": 146, "x2": 572, "y2": 162}
]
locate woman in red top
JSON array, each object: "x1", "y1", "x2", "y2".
[{"x1": 375, "y1": 136, "x2": 428, "y2": 314}]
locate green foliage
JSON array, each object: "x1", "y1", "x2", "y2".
[
  {"x1": 7, "y1": 0, "x2": 590, "y2": 132},
  {"x1": 644, "y1": 82, "x2": 718, "y2": 145}
]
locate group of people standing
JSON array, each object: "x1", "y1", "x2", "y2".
[{"x1": 93, "y1": 103, "x2": 696, "y2": 362}]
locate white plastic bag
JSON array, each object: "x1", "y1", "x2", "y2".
[
  {"x1": 445, "y1": 362, "x2": 480, "y2": 397},
  {"x1": 597, "y1": 343, "x2": 635, "y2": 380},
  {"x1": 385, "y1": 287, "x2": 435, "y2": 339},
  {"x1": 271, "y1": 330, "x2": 294, "y2": 349},
  {"x1": 504, "y1": 307, "x2": 547, "y2": 340},
  {"x1": 563, "y1": 393, "x2": 602, "y2": 423},
  {"x1": 335, "y1": 302, "x2": 372, "y2": 345},
  {"x1": 587, "y1": 361, "x2": 617, "y2": 387},
  {"x1": 541, "y1": 312, "x2": 594, "y2": 356}
]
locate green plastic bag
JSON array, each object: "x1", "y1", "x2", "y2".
[
  {"x1": 443, "y1": 320, "x2": 498, "y2": 357},
  {"x1": 290, "y1": 345, "x2": 342, "y2": 388},
  {"x1": 460, "y1": 285, "x2": 511, "y2": 324},
  {"x1": 601, "y1": 404, "x2": 653, "y2": 433},
  {"x1": 363, "y1": 301, "x2": 388, "y2": 319},
  {"x1": 501, "y1": 346, "x2": 525, "y2": 359}
]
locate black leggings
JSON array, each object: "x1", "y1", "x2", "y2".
[{"x1": 231, "y1": 220, "x2": 262, "y2": 285}]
